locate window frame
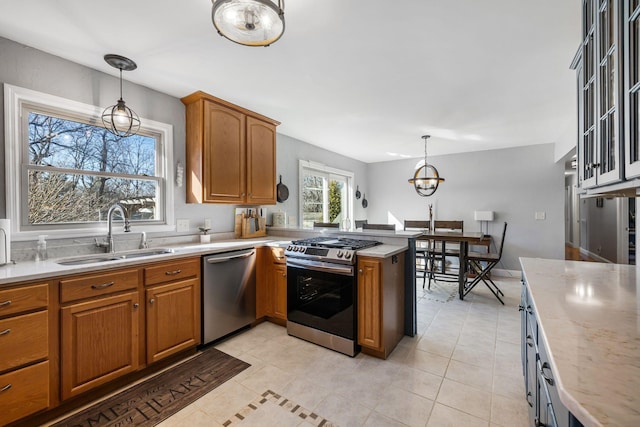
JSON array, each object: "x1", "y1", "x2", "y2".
[
  {"x1": 4, "y1": 83, "x2": 175, "y2": 239},
  {"x1": 298, "y1": 159, "x2": 354, "y2": 229}
]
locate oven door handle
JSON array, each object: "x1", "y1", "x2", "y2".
[{"x1": 286, "y1": 259, "x2": 354, "y2": 276}]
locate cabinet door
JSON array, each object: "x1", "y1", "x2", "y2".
[
  {"x1": 61, "y1": 291, "x2": 140, "y2": 400},
  {"x1": 357, "y1": 258, "x2": 382, "y2": 350},
  {"x1": 246, "y1": 116, "x2": 276, "y2": 205},
  {"x1": 203, "y1": 101, "x2": 246, "y2": 203},
  {"x1": 624, "y1": 0, "x2": 640, "y2": 178},
  {"x1": 272, "y1": 263, "x2": 287, "y2": 320},
  {"x1": 146, "y1": 279, "x2": 200, "y2": 364}
]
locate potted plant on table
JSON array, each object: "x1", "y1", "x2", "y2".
[{"x1": 199, "y1": 227, "x2": 211, "y2": 243}]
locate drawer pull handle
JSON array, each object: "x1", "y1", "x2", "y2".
[
  {"x1": 526, "y1": 391, "x2": 533, "y2": 407},
  {"x1": 526, "y1": 334, "x2": 534, "y2": 347},
  {"x1": 91, "y1": 282, "x2": 115, "y2": 290},
  {"x1": 0, "y1": 384, "x2": 11, "y2": 392},
  {"x1": 540, "y1": 362, "x2": 554, "y2": 386},
  {"x1": 0, "y1": 300, "x2": 11, "y2": 307},
  {"x1": 0, "y1": 329, "x2": 10, "y2": 336},
  {"x1": 165, "y1": 269, "x2": 182, "y2": 276}
]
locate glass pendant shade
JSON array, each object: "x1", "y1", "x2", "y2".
[
  {"x1": 101, "y1": 54, "x2": 140, "y2": 138},
  {"x1": 212, "y1": 0, "x2": 285, "y2": 46},
  {"x1": 408, "y1": 135, "x2": 445, "y2": 197}
]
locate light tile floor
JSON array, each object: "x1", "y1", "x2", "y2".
[{"x1": 158, "y1": 276, "x2": 529, "y2": 427}]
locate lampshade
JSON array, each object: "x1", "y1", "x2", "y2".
[
  {"x1": 408, "y1": 135, "x2": 445, "y2": 197},
  {"x1": 211, "y1": 0, "x2": 285, "y2": 47},
  {"x1": 474, "y1": 211, "x2": 495, "y2": 221},
  {"x1": 101, "y1": 54, "x2": 140, "y2": 138}
]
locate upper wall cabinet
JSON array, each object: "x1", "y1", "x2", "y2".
[
  {"x1": 577, "y1": 0, "x2": 640, "y2": 193},
  {"x1": 181, "y1": 91, "x2": 280, "y2": 204}
]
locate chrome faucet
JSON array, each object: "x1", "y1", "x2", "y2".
[{"x1": 96, "y1": 203, "x2": 131, "y2": 253}]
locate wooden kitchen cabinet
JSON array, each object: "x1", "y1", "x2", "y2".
[
  {"x1": 0, "y1": 282, "x2": 52, "y2": 425},
  {"x1": 181, "y1": 91, "x2": 280, "y2": 205},
  {"x1": 59, "y1": 269, "x2": 140, "y2": 400},
  {"x1": 144, "y1": 258, "x2": 201, "y2": 364},
  {"x1": 256, "y1": 246, "x2": 287, "y2": 323},
  {"x1": 357, "y1": 253, "x2": 405, "y2": 359}
]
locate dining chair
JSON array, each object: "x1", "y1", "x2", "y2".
[
  {"x1": 427, "y1": 220, "x2": 464, "y2": 289},
  {"x1": 403, "y1": 220, "x2": 430, "y2": 285},
  {"x1": 354, "y1": 219, "x2": 368, "y2": 229},
  {"x1": 362, "y1": 223, "x2": 395, "y2": 231},
  {"x1": 313, "y1": 222, "x2": 339, "y2": 228},
  {"x1": 464, "y1": 222, "x2": 508, "y2": 304}
]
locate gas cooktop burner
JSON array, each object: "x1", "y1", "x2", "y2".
[{"x1": 290, "y1": 236, "x2": 380, "y2": 250}]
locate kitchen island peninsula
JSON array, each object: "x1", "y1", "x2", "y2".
[{"x1": 520, "y1": 257, "x2": 640, "y2": 427}]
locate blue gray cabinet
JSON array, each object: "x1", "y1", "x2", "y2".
[{"x1": 520, "y1": 279, "x2": 583, "y2": 427}]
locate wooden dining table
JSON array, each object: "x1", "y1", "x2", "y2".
[{"x1": 417, "y1": 230, "x2": 492, "y2": 300}]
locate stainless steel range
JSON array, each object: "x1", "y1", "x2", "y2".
[{"x1": 285, "y1": 237, "x2": 381, "y2": 356}]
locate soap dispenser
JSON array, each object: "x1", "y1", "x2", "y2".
[{"x1": 35, "y1": 235, "x2": 48, "y2": 261}]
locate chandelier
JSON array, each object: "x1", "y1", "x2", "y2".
[
  {"x1": 101, "y1": 54, "x2": 140, "y2": 138},
  {"x1": 211, "y1": 0, "x2": 285, "y2": 47},
  {"x1": 408, "y1": 135, "x2": 445, "y2": 197}
]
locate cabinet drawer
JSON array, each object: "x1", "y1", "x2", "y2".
[
  {"x1": 0, "y1": 311, "x2": 48, "y2": 372},
  {"x1": 60, "y1": 269, "x2": 138, "y2": 303},
  {"x1": 0, "y1": 360, "x2": 50, "y2": 425},
  {"x1": 0, "y1": 283, "x2": 48, "y2": 317},
  {"x1": 144, "y1": 258, "x2": 200, "y2": 286}
]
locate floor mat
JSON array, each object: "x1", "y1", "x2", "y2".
[{"x1": 51, "y1": 347, "x2": 250, "y2": 427}]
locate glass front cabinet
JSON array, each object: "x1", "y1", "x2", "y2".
[{"x1": 577, "y1": 0, "x2": 640, "y2": 189}]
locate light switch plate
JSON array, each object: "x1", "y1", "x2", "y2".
[
  {"x1": 176, "y1": 219, "x2": 189, "y2": 232},
  {"x1": 535, "y1": 211, "x2": 546, "y2": 220},
  {"x1": 204, "y1": 219, "x2": 212, "y2": 229}
]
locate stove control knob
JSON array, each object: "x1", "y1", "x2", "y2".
[
  {"x1": 287, "y1": 246, "x2": 292, "y2": 251},
  {"x1": 345, "y1": 252, "x2": 352, "y2": 260},
  {"x1": 337, "y1": 250, "x2": 343, "y2": 258},
  {"x1": 294, "y1": 246, "x2": 301, "y2": 252}
]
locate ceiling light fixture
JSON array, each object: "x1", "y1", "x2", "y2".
[
  {"x1": 408, "y1": 135, "x2": 445, "y2": 197},
  {"x1": 101, "y1": 54, "x2": 140, "y2": 138},
  {"x1": 211, "y1": 0, "x2": 285, "y2": 47}
]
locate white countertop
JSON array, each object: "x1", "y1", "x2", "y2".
[
  {"x1": 0, "y1": 237, "x2": 407, "y2": 286},
  {"x1": 519, "y1": 257, "x2": 640, "y2": 427}
]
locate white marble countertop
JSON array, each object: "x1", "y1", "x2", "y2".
[
  {"x1": 0, "y1": 236, "x2": 407, "y2": 286},
  {"x1": 519, "y1": 257, "x2": 640, "y2": 427}
]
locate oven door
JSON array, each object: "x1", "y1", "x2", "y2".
[{"x1": 286, "y1": 260, "x2": 356, "y2": 340}]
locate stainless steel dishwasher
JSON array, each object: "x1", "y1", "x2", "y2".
[{"x1": 202, "y1": 248, "x2": 256, "y2": 345}]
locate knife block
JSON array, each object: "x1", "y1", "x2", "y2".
[{"x1": 234, "y1": 214, "x2": 266, "y2": 239}]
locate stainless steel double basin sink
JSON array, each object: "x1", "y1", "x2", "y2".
[{"x1": 56, "y1": 248, "x2": 175, "y2": 266}]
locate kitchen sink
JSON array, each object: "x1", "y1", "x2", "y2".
[{"x1": 56, "y1": 248, "x2": 175, "y2": 265}]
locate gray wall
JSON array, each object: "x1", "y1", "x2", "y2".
[
  {"x1": 0, "y1": 37, "x2": 366, "y2": 236},
  {"x1": 366, "y1": 144, "x2": 566, "y2": 270}
]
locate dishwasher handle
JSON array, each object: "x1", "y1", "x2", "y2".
[{"x1": 205, "y1": 248, "x2": 255, "y2": 264}]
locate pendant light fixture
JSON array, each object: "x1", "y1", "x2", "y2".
[
  {"x1": 408, "y1": 135, "x2": 445, "y2": 197},
  {"x1": 211, "y1": 0, "x2": 285, "y2": 47},
  {"x1": 101, "y1": 54, "x2": 140, "y2": 138}
]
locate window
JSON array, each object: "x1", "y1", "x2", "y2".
[
  {"x1": 298, "y1": 160, "x2": 353, "y2": 229},
  {"x1": 4, "y1": 84, "x2": 174, "y2": 238}
]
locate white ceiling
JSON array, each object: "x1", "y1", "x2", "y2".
[{"x1": 0, "y1": 0, "x2": 581, "y2": 163}]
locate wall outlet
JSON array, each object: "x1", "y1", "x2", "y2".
[
  {"x1": 288, "y1": 215, "x2": 297, "y2": 226},
  {"x1": 535, "y1": 211, "x2": 546, "y2": 220},
  {"x1": 176, "y1": 219, "x2": 189, "y2": 232},
  {"x1": 204, "y1": 218, "x2": 212, "y2": 230}
]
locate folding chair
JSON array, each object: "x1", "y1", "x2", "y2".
[
  {"x1": 362, "y1": 223, "x2": 395, "y2": 230},
  {"x1": 313, "y1": 222, "x2": 339, "y2": 228},
  {"x1": 464, "y1": 222, "x2": 508, "y2": 304},
  {"x1": 403, "y1": 220, "x2": 430, "y2": 285},
  {"x1": 354, "y1": 219, "x2": 368, "y2": 229},
  {"x1": 427, "y1": 220, "x2": 464, "y2": 289}
]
